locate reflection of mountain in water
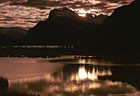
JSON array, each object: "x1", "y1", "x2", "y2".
[
  {"x1": 1, "y1": 56, "x2": 138, "y2": 96},
  {"x1": 8, "y1": 64, "x2": 139, "y2": 96},
  {"x1": 100, "y1": 66, "x2": 140, "y2": 90}
]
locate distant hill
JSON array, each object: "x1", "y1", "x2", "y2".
[
  {"x1": 0, "y1": 27, "x2": 27, "y2": 40},
  {"x1": 0, "y1": 27, "x2": 27, "y2": 46},
  {"x1": 0, "y1": 33, "x2": 13, "y2": 46}
]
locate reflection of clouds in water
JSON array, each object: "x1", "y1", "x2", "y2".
[
  {"x1": 10, "y1": 79, "x2": 139, "y2": 96},
  {"x1": 0, "y1": 58, "x2": 65, "y2": 81},
  {"x1": 1, "y1": 57, "x2": 140, "y2": 95},
  {"x1": 0, "y1": 0, "x2": 133, "y2": 29},
  {"x1": 8, "y1": 64, "x2": 139, "y2": 96}
]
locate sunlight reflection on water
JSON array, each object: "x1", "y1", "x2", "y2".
[{"x1": 0, "y1": 56, "x2": 140, "y2": 96}]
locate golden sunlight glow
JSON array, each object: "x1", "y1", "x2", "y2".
[
  {"x1": 78, "y1": 66, "x2": 89, "y2": 79},
  {"x1": 78, "y1": 13, "x2": 86, "y2": 17},
  {"x1": 78, "y1": 66, "x2": 98, "y2": 80},
  {"x1": 70, "y1": 66, "x2": 112, "y2": 81},
  {"x1": 78, "y1": 59, "x2": 86, "y2": 64},
  {"x1": 87, "y1": 0, "x2": 101, "y2": 4},
  {"x1": 74, "y1": 8, "x2": 97, "y2": 17},
  {"x1": 76, "y1": 9, "x2": 88, "y2": 17},
  {"x1": 65, "y1": 85, "x2": 79, "y2": 92}
]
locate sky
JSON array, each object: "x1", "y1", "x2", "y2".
[{"x1": 0, "y1": 0, "x2": 134, "y2": 29}]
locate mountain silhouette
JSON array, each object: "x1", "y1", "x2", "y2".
[
  {"x1": 99, "y1": 0, "x2": 140, "y2": 51},
  {"x1": 0, "y1": 27, "x2": 27, "y2": 46},
  {"x1": 24, "y1": 8, "x2": 106, "y2": 48},
  {"x1": 24, "y1": 0, "x2": 139, "y2": 51},
  {"x1": 0, "y1": 27, "x2": 27, "y2": 40},
  {"x1": 0, "y1": 33, "x2": 13, "y2": 46},
  {"x1": 1, "y1": 0, "x2": 139, "y2": 52}
]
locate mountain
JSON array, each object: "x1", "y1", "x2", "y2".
[
  {"x1": 0, "y1": 33, "x2": 13, "y2": 46},
  {"x1": 2, "y1": 0, "x2": 138, "y2": 51},
  {"x1": 0, "y1": 27, "x2": 27, "y2": 46},
  {"x1": 92, "y1": 14, "x2": 108, "y2": 24},
  {"x1": 99, "y1": 0, "x2": 140, "y2": 51},
  {"x1": 24, "y1": 8, "x2": 106, "y2": 48},
  {"x1": 0, "y1": 27, "x2": 27, "y2": 40}
]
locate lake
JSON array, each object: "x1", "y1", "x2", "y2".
[{"x1": 0, "y1": 55, "x2": 140, "y2": 96}]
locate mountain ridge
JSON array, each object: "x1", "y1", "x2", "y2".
[{"x1": 0, "y1": 0, "x2": 139, "y2": 52}]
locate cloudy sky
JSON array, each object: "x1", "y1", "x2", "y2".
[{"x1": 0, "y1": 0, "x2": 134, "y2": 29}]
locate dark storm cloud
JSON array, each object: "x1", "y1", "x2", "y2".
[
  {"x1": 0, "y1": 0, "x2": 8, "y2": 3},
  {"x1": 0, "y1": 0, "x2": 26, "y2": 3},
  {"x1": 96, "y1": 0, "x2": 133, "y2": 3},
  {"x1": 10, "y1": 0, "x2": 62, "y2": 9},
  {"x1": 0, "y1": 0, "x2": 134, "y2": 17},
  {"x1": 0, "y1": 0, "x2": 134, "y2": 28},
  {"x1": 7, "y1": 0, "x2": 133, "y2": 9},
  {"x1": 98, "y1": 0, "x2": 124, "y2": 3}
]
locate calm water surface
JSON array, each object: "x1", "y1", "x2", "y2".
[{"x1": 0, "y1": 55, "x2": 140, "y2": 96}]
